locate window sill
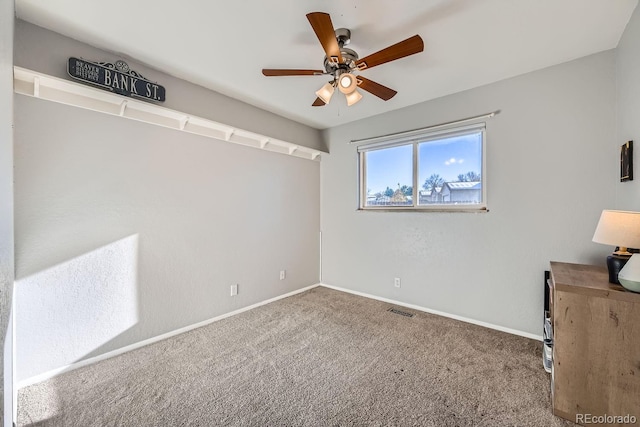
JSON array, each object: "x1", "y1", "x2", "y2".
[{"x1": 357, "y1": 207, "x2": 489, "y2": 213}]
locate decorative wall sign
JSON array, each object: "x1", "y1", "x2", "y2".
[
  {"x1": 67, "y1": 57, "x2": 165, "y2": 102},
  {"x1": 621, "y1": 140, "x2": 633, "y2": 182}
]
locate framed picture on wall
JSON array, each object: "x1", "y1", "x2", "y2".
[{"x1": 621, "y1": 141, "x2": 633, "y2": 182}]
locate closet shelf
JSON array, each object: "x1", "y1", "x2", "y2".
[{"x1": 14, "y1": 67, "x2": 323, "y2": 162}]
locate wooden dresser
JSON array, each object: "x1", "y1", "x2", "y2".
[{"x1": 549, "y1": 262, "x2": 640, "y2": 425}]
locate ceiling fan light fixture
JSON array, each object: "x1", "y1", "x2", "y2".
[
  {"x1": 345, "y1": 88, "x2": 363, "y2": 106},
  {"x1": 315, "y1": 82, "x2": 335, "y2": 104},
  {"x1": 338, "y1": 73, "x2": 358, "y2": 94}
]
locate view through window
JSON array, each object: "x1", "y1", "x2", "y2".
[{"x1": 359, "y1": 123, "x2": 486, "y2": 210}]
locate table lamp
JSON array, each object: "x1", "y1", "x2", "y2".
[{"x1": 592, "y1": 210, "x2": 640, "y2": 284}]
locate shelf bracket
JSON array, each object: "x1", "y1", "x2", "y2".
[
  {"x1": 33, "y1": 76, "x2": 40, "y2": 98},
  {"x1": 179, "y1": 116, "x2": 190, "y2": 130},
  {"x1": 119, "y1": 100, "x2": 128, "y2": 116}
]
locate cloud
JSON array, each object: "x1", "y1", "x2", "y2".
[{"x1": 445, "y1": 157, "x2": 463, "y2": 166}]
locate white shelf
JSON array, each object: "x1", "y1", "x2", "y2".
[{"x1": 13, "y1": 67, "x2": 323, "y2": 162}]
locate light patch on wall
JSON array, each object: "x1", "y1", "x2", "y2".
[{"x1": 15, "y1": 234, "x2": 140, "y2": 381}]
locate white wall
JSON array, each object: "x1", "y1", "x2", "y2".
[
  {"x1": 320, "y1": 51, "x2": 617, "y2": 337},
  {"x1": 0, "y1": 0, "x2": 14, "y2": 424},
  {"x1": 616, "y1": 4, "x2": 640, "y2": 210},
  {"x1": 13, "y1": 28, "x2": 321, "y2": 381}
]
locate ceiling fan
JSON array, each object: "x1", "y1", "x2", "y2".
[{"x1": 262, "y1": 12, "x2": 424, "y2": 107}]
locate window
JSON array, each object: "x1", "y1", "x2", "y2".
[{"x1": 358, "y1": 123, "x2": 486, "y2": 211}]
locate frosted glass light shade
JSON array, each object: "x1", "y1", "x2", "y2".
[
  {"x1": 315, "y1": 82, "x2": 335, "y2": 104},
  {"x1": 345, "y1": 89, "x2": 363, "y2": 106},
  {"x1": 592, "y1": 210, "x2": 640, "y2": 252},
  {"x1": 338, "y1": 73, "x2": 357, "y2": 94}
]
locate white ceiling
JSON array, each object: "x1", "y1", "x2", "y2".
[{"x1": 15, "y1": 0, "x2": 638, "y2": 130}]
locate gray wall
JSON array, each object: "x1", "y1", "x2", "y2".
[
  {"x1": 616, "y1": 4, "x2": 640, "y2": 210},
  {"x1": 13, "y1": 29, "x2": 321, "y2": 381},
  {"x1": 320, "y1": 51, "x2": 617, "y2": 337},
  {"x1": 1, "y1": 0, "x2": 14, "y2": 424},
  {"x1": 14, "y1": 20, "x2": 326, "y2": 152}
]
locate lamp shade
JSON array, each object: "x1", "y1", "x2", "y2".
[
  {"x1": 315, "y1": 82, "x2": 335, "y2": 104},
  {"x1": 345, "y1": 89, "x2": 363, "y2": 106},
  {"x1": 592, "y1": 210, "x2": 640, "y2": 250},
  {"x1": 338, "y1": 73, "x2": 358, "y2": 94}
]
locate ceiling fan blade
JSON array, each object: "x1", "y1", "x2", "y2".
[
  {"x1": 262, "y1": 69, "x2": 324, "y2": 76},
  {"x1": 355, "y1": 35, "x2": 424, "y2": 70},
  {"x1": 312, "y1": 97, "x2": 326, "y2": 107},
  {"x1": 306, "y1": 12, "x2": 343, "y2": 64},
  {"x1": 356, "y1": 76, "x2": 397, "y2": 101}
]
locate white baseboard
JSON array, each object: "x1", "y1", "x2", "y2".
[
  {"x1": 319, "y1": 283, "x2": 543, "y2": 342},
  {"x1": 17, "y1": 283, "x2": 321, "y2": 390},
  {"x1": 19, "y1": 281, "x2": 541, "y2": 389}
]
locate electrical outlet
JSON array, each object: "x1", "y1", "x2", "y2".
[
  {"x1": 280, "y1": 270, "x2": 286, "y2": 280},
  {"x1": 230, "y1": 284, "x2": 238, "y2": 296},
  {"x1": 394, "y1": 277, "x2": 401, "y2": 288}
]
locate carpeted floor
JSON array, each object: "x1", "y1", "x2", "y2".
[{"x1": 18, "y1": 287, "x2": 573, "y2": 426}]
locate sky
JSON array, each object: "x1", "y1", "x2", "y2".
[{"x1": 365, "y1": 133, "x2": 482, "y2": 194}]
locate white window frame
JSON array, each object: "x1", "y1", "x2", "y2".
[{"x1": 357, "y1": 122, "x2": 487, "y2": 212}]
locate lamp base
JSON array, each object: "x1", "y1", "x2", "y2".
[
  {"x1": 607, "y1": 254, "x2": 631, "y2": 284},
  {"x1": 618, "y1": 253, "x2": 640, "y2": 292}
]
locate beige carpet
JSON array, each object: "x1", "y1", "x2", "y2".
[{"x1": 18, "y1": 287, "x2": 572, "y2": 426}]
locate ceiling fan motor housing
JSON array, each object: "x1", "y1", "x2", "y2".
[{"x1": 323, "y1": 28, "x2": 359, "y2": 77}]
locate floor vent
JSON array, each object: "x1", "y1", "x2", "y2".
[{"x1": 387, "y1": 308, "x2": 415, "y2": 318}]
